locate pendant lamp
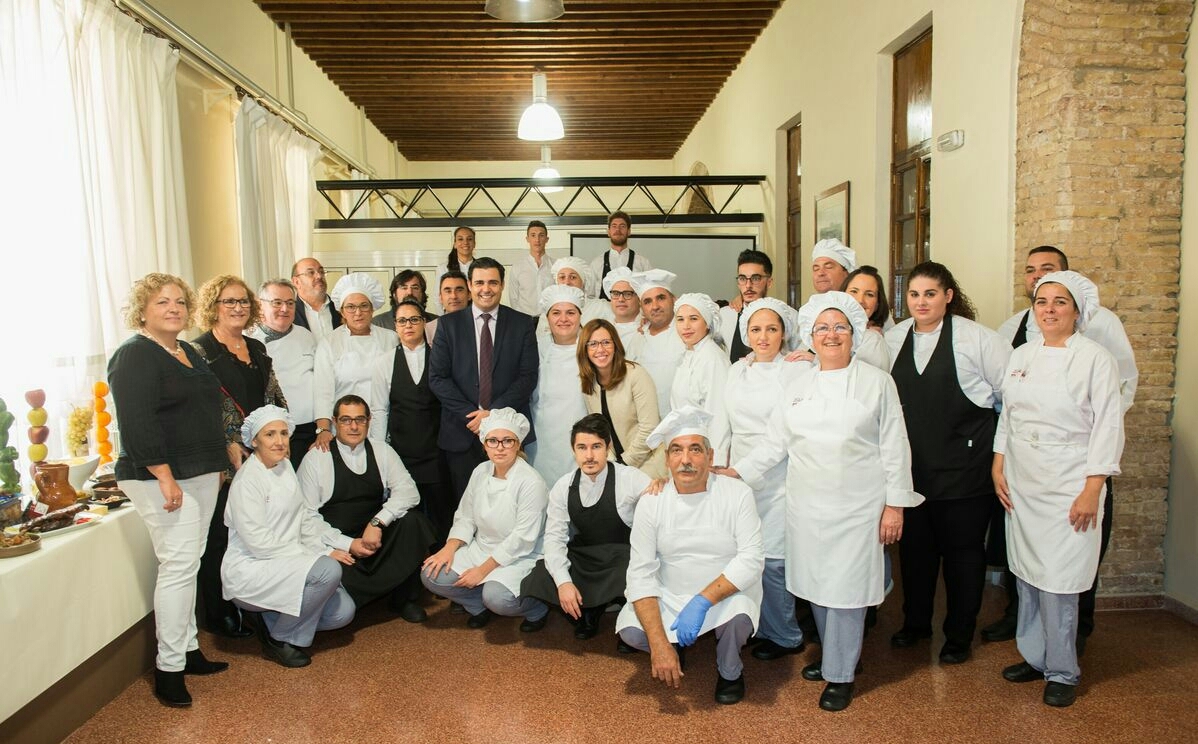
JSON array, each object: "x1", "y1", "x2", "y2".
[
  {"x1": 533, "y1": 145, "x2": 563, "y2": 193},
  {"x1": 518, "y1": 72, "x2": 564, "y2": 141},
  {"x1": 485, "y1": 0, "x2": 565, "y2": 23}
]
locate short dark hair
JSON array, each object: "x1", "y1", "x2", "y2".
[
  {"x1": 393, "y1": 297, "x2": 426, "y2": 320},
  {"x1": 468, "y1": 256, "x2": 505, "y2": 282},
  {"x1": 571, "y1": 413, "x2": 613, "y2": 447},
  {"x1": 527, "y1": 220, "x2": 547, "y2": 234},
  {"x1": 607, "y1": 210, "x2": 631, "y2": 228},
  {"x1": 333, "y1": 394, "x2": 370, "y2": 419},
  {"x1": 389, "y1": 270, "x2": 427, "y2": 312},
  {"x1": 1028, "y1": 245, "x2": 1069, "y2": 270},
  {"x1": 736, "y1": 249, "x2": 772, "y2": 275},
  {"x1": 439, "y1": 270, "x2": 468, "y2": 289}
]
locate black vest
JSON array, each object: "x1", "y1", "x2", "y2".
[
  {"x1": 1012, "y1": 309, "x2": 1032, "y2": 349},
  {"x1": 320, "y1": 441, "x2": 384, "y2": 536},
  {"x1": 566, "y1": 464, "x2": 632, "y2": 547},
  {"x1": 598, "y1": 249, "x2": 636, "y2": 300},
  {"x1": 387, "y1": 346, "x2": 441, "y2": 481},
  {"x1": 294, "y1": 300, "x2": 342, "y2": 332},
  {"x1": 890, "y1": 314, "x2": 997, "y2": 501},
  {"x1": 728, "y1": 310, "x2": 751, "y2": 361}
]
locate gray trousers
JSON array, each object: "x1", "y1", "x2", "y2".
[
  {"x1": 1016, "y1": 576, "x2": 1081, "y2": 685},
  {"x1": 619, "y1": 613, "x2": 754, "y2": 680},
  {"x1": 758, "y1": 558, "x2": 803, "y2": 648},
  {"x1": 421, "y1": 567, "x2": 549, "y2": 621},
  {"x1": 235, "y1": 556, "x2": 356, "y2": 647},
  {"x1": 810, "y1": 604, "x2": 866, "y2": 684}
]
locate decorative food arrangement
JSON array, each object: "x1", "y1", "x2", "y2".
[
  {"x1": 94, "y1": 381, "x2": 113, "y2": 465},
  {"x1": 25, "y1": 388, "x2": 49, "y2": 467},
  {"x1": 0, "y1": 396, "x2": 22, "y2": 529}
]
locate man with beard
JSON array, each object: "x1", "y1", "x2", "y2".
[
  {"x1": 718, "y1": 250, "x2": 774, "y2": 362},
  {"x1": 291, "y1": 257, "x2": 341, "y2": 340},
  {"x1": 591, "y1": 211, "x2": 652, "y2": 300}
]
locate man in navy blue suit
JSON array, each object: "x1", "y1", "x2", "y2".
[{"x1": 428, "y1": 256, "x2": 539, "y2": 508}]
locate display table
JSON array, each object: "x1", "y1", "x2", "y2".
[{"x1": 0, "y1": 506, "x2": 157, "y2": 723}]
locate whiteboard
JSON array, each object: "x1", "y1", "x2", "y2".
[{"x1": 569, "y1": 233, "x2": 757, "y2": 302}]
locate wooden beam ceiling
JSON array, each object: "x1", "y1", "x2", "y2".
[{"x1": 254, "y1": 0, "x2": 783, "y2": 161}]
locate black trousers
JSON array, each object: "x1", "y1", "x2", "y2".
[
  {"x1": 898, "y1": 494, "x2": 992, "y2": 647},
  {"x1": 288, "y1": 422, "x2": 317, "y2": 471},
  {"x1": 197, "y1": 479, "x2": 239, "y2": 625},
  {"x1": 445, "y1": 440, "x2": 487, "y2": 513}
]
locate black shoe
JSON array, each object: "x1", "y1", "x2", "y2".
[
  {"x1": 802, "y1": 660, "x2": 862, "y2": 681},
  {"x1": 981, "y1": 614, "x2": 1018, "y2": 643},
  {"x1": 449, "y1": 602, "x2": 467, "y2": 615},
  {"x1": 939, "y1": 641, "x2": 972, "y2": 664},
  {"x1": 865, "y1": 606, "x2": 878, "y2": 633},
  {"x1": 205, "y1": 613, "x2": 253, "y2": 639},
  {"x1": 1043, "y1": 681, "x2": 1077, "y2": 707},
  {"x1": 396, "y1": 600, "x2": 428, "y2": 624},
  {"x1": 616, "y1": 638, "x2": 639, "y2": 654},
  {"x1": 153, "y1": 669, "x2": 192, "y2": 708},
  {"x1": 1002, "y1": 661, "x2": 1042, "y2": 683},
  {"x1": 467, "y1": 609, "x2": 493, "y2": 629},
  {"x1": 819, "y1": 682, "x2": 854, "y2": 712},
  {"x1": 574, "y1": 608, "x2": 602, "y2": 640},
  {"x1": 714, "y1": 674, "x2": 745, "y2": 705},
  {"x1": 520, "y1": 614, "x2": 548, "y2": 633},
  {"x1": 751, "y1": 639, "x2": 805, "y2": 661},
  {"x1": 251, "y1": 613, "x2": 311, "y2": 668},
  {"x1": 183, "y1": 649, "x2": 228, "y2": 675},
  {"x1": 890, "y1": 627, "x2": 932, "y2": 648}
]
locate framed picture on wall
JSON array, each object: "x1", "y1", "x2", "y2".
[{"x1": 814, "y1": 181, "x2": 850, "y2": 244}]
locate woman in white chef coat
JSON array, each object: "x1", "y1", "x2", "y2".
[
  {"x1": 718, "y1": 298, "x2": 806, "y2": 662},
  {"x1": 734, "y1": 292, "x2": 922, "y2": 712},
  {"x1": 420, "y1": 408, "x2": 551, "y2": 631},
  {"x1": 313, "y1": 274, "x2": 398, "y2": 451},
  {"x1": 537, "y1": 257, "x2": 612, "y2": 336},
  {"x1": 529, "y1": 285, "x2": 589, "y2": 486},
  {"x1": 222, "y1": 406, "x2": 357, "y2": 669},
  {"x1": 993, "y1": 271, "x2": 1123, "y2": 708},
  {"x1": 669, "y1": 293, "x2": 731, "y2": 466}
]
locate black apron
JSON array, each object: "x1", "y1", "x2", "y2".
[
  {"x1": 728, "y1": 309, "x2": 751, "y2": 361},
  {"x1": 598, "y1": 388, "x2": 626, "y2": 465},
  {"x1": 890, "y1": 314, "x2": 997, "y2": 501},
  {"x1": 521, "y1": 464, "x2": 632, "y2": 609},
  {"x1": 598, "y1": 249, "x2": 636, "y2": 300},
  {"x1": 1011, "y1": 309, "x2": 1032, "y2": 349}
]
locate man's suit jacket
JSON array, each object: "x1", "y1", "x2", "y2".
[
  {"x1": 294, "y1": 298, "x2": 342, "y2": 332},
  {"x1": 428, "y1": 304, "x2": 539, "y2": 452}
]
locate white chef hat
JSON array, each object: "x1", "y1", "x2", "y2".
[
  {"x1": 478, "y1": 407, "x2": 532, "y2": 444},
  {"x1": 674, "y1": 292, "x2": 722, "y2": 346},
  {"x1": 797, "y1": 290, "x2": 870, "y2": 353},
  {"x1": 1035, "y1": 270, "x2": 1101, "y2": 331},
  {"x1": 646, "y1": 405, "x2": 713, "y2": 450},
  {"x1": 630, "y1": 269, "x2": 678, "y2": 299},
  {"x1": 330, "y1": 273, "x2": 386, "y2": 310},
  {"x1": 602, "y1": 266, "x2": 637, "y2": 297},
  {"x1": 539, "y1": 284, "x2": 585, "y2": 316},
  {"x1": 240, "y1": 405, "x2": 295, "y2": 448},
  {"x1": 739, "y1": 297, "x2": 801, "y2": 353},
  {"x1": 812, "y1": 238, "x2": 858, "y2": 273},
  {"x1": 551, "y1": 257, "x2": 595, "y2": 297}
]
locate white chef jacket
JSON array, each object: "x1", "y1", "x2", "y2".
[
  {"x1": 856, "y1": 328, "x2": 892, "y2": 371},
  {"x1": 669, "y1": 334, "x2": 732, "y2": 466},
  {"x1": 222, "y1": 455, "x2": 327, "y2": 616},
  {"x1": 314, "y1": 325, "x2": 398, "y2": 421},
  {"x1": 589, "y1": 248, "x2": 652, "y2": 287},
  {"x1": 543, "y1": 464, "x2": 651, "y2": 587},
  {"x1": 367, "y1": 343, "x2": 426, "y2": 446},
  {"x1": 536, "y1": 298, "x2": 610, "y2": 338},
  {"x1": 507, "y1": 253, "x2": 555, "y2": 316},
  {"x1": 885, "y1": 317, "x2": 1011, "y2": 409},
  {"x1": 530, "y1": 340, "x2": 589, "y2": 487},
  {"x1": 448, "y1": 457, "x2": 549, "y2": 597},
  {"x1": 614, "y1": 319, "x2": 645, "y2": 361},
  {"x1": 997, "y1": 306, "x2": 1137, "y2": 413},
  {"x1": 995, "y1": 335, "x2": 1124, "y2": 594},
  {"x1": 616, "y1": 474, "x2": 765, "y2": 641},
  {"x1": 296, "y1": 439, "x2": 422, "y2": 551},
  {"x1": 638, "y1": 326, "x2": 687, "y2": 417},
  {"x1": 248, "y1": 325, "x2": 317, "y2": 425}
]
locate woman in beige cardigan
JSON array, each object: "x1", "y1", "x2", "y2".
[{"x1": 577, "y1": 320, "x2": 666, "y2": 479}]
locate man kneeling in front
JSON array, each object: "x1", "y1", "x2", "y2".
[{"x1": 616, "y1": 406, "x2": 764, "y2": 705}]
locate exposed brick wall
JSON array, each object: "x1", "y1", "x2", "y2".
[{"x1": 1015, "y1": 1, "x2": 1192, "y2": 595}]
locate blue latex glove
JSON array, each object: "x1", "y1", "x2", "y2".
[{"x1": 670, "y1": 595, "x2": 713, "y2": 647}]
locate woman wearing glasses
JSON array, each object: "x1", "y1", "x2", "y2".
[
  {"x1": 530, "y1": 285, "x2": 589, "y2": 486},
  {"x1": 420, "y1": 409, "x2": 550, "y2": 631},
  {"x1": 191, "y1": 274, "x2": 288, "y2": 640},
  {"x1": 578, "y1": 319, "x2": 665, "y2": 478}
]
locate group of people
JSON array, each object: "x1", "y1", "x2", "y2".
[{"x1": 106, "y1": 211, "x2": 1132, "y2": 715}]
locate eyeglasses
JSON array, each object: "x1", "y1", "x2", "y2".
[
  {"x1": 586, "y1": 339, "x2": 614, "y2": 349},
  {"x1": 483, "y1": 437, "x2": 519, "y2": 450},
  {"x1": 217, "y1": 298, "x2": 253, "y2": 308},
  {"x1": 262, "y1": 299, "x2": 296, "y2": 309},
  {"x1": 608, "y1": 290, "x2": 637, "y2": 300},
  {"x1": 736, "y1": 274, "x2": 770, "y2": 285},
  {"x1": 395, "y1": 316, "x2": 425, "y2": 327},
  {"x1": 812, "y1": 323, "x2": 852, "y2": 336},
  {"x1": 294, "y1": 269, "x2": 326, "y2": 278},
  {"x1": 342, "y1": 302, "x2": 373, "y2": 314},
  {"x1": 335, "y1": 416, "x2": 369, "y2": 426}
]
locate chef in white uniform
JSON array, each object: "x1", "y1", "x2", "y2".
[
  {"x1": 993, "y1": 271, "x2": 1123, "y2": 708},
  {"x1": 617, "y1": 406, "x2": 764, "y2": 706},
  {"x1": 222, "y1": 406, "x2": 357, "y2": 669},
  {"x1": 541, "y1": 256, "x2": 612, "y2": 329},
  {"x1": 529, "y1": 285, "x2": 589, "y2": 486},
  {"x1": 601, "y1": 267, "x2": 645, "y2": 360},
  {"x1": 788, "y1": 243, "x2": 890, "y2": 370},
  {"x1": 420, "y1": 408, "x2": 551, "y2": 631},
  {"x1": 631, "y1": 269, "x2": 687, "y2": 417},
  {"x1": 670, "y1": 292, "x2": 731, "y2": 466},
  {"x1": 313, "y1": 274, "x2": 398, "y2": 451}
]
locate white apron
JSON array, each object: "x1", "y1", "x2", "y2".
[
  {"x1": 1003, "y1": 347, "x2": 1105, "y2": 595},
  {"x1": 451, "y1": 473, "x2": 543, "y2": 597},
  {"x1": 335, "y1": 333, "x2": 393, "y2": 403},
  {"x1": 726, "y1": 359, "x2": 787, "y2": 559},
  {"x1": 530, "y1": 341, "x2": 588, "y2": 487},
  {"x1": 785, "y1": 365, "x2": 889, "y2": 608}
]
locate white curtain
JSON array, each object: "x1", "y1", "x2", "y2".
[
  {"x1": 0, "y1": 0, "x2": 191, "y2": 456},
  {"x1": 234, "y1": 97, "x2": 321, "y2": 288}
]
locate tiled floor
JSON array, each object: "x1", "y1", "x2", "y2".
[{"x1": 65, "y1": 585, "x2": 1198, "y2": 744}]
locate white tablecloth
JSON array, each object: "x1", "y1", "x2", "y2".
[{"x1": 0, "y1": 506, "x2": 156, "y2": 722}]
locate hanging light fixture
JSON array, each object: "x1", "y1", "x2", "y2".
[
  {"x1": 533, "y1": 145, "x2": 562, "y2": 193},
  {"x1": 518, "y1": 71, "x2": 564, "y2": 141},
  {"x1": 485, "y1": 0, "x2": 564, "y2": 23}
]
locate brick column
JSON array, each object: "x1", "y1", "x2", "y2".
[{"x1": 1015, "y1": 1, "x2": 1192, "y2": 596}]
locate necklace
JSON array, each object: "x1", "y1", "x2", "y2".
[
  {"x1": 215, "y1": 328, "x2": 244, "y2": 351},
  {"x1": 140, "y1": 330, "x2": 184, "y2": 357}
]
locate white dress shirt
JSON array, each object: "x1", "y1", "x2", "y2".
[
  {"x1": 300, "y1": 298, "x2": 335, "y2": 341},
  {"x1": 507, "y1": 253, "x2": 555, "y2": 316},
  {"x1": 589, "y1": 248, "x2": 653, "y2": 286},
  {"x1": 472, "y1": 304, "x2": 500, "y2": 378},
  {"x1": 885, "y1": 317, "x2": 1011, "y2": 409}
]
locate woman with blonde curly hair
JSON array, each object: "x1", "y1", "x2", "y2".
[
  {"x1": 108, "y1": 273, "x2": 230, "y2": 707},
  {"x1": 190, "y1": 274, "x2": 287, "y2": 640}
]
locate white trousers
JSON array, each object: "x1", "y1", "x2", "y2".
[{"x1": 121, "y1": 472, "x2": 221, "y2": 672}]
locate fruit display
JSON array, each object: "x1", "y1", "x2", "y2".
[
  {"x1": 66, "y1": 405, "x2": 93, "y2": 457},
  {"x1": 0, "y1": 397, "x2": 19, "y2": 497},
  {"x1": 25, "y1": 389, "x2": 49, "y2": 467},
  {"x1": 94, "y1": 381, "x2": 113, "y2": 465}
]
